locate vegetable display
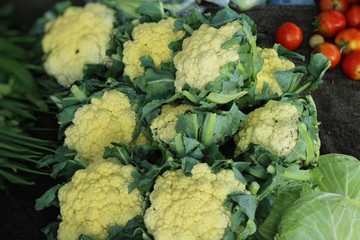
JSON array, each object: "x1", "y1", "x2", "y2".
[
  {"x1": 308, "y1": 33, "x2": 324, "y2": 48},
  {"x1": 123, "y1": 17, "x2": 185, "y2": 81},
  {"x1": 233, "y1": 96, "x2": 320, "y2": 164},
  {"x1": 310, "y1": 0, "x2": 360, "y2": 80},
  {"x1": 273, "y1": 154, "x2": 360, "y2": 239},
  {"x1": 2, "y1": 1, "x2": 360, "y2": 240},
  {"x1": 334, "y1": 28, "x2": 360, "y2": 55},
  {"x1": 315, "y1": 9, "x2": 347, "y2": 38},
  {"x1": 41, "y1": 3, "x2": 116, "y2": 87},
  {"x1": 63, "y1": 89, "x2": 140, "y2": 164},
  {"x1": 57, "y1": 159, "x2": 145, "y2": 240},
  {"x1": 274, "y1": 22, "x2": 303, "y2": 51},
  {"x1": 319, "y1": 0, "x2": 349, "y2": 13},
  {"x1": 144, "y1": 163, "x2": 249, "y2": 240},
  {"x1": 313, "y1": 42, "x2": 341, "y2": 69},
  {"x1": 346, "y1": 4, "x2": 360, "y2": 28},
  {"x1": 341, "y1": 52, "x2": 360, "y2": 80}
]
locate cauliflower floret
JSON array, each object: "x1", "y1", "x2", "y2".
[
  {"x1": 150, "y1": 104, "x2": 193, "y2": 144},
  {"x1": 255, "y1": 48, "x2": 295, "y2": 96},
  {"x1": 57, "y1": 160, "x2": 145, "y2": 240},
  {"x1": 64, "y1": 90, "x2": 136, "y2": 164},
  {"x1": 42, "y1": 3, "x2": 115, "y2": 87},
  {"x1": 144, "y1": 163, "x2": 247, "y2": 240},
  {"x1": 234, "y1": 100, "x2": 301, "y2": 158},
  {"x1": 174, "y1": 21, "x2": 242, "y2": 92},
  {"x1": 123, "y1": 17, "x2": 185, "y2": 81}
]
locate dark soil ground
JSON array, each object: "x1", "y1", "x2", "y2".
[{"x1": 1, "y1": 2, "x2": 359, "y2": 240}]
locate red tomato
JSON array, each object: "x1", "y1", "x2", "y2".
[
  {"x1": 314, "y1": 42, "x2": 342, "y2": 69},
  {"x1": 346, "y1": 0, "x2": 360, "y2": 4},
  {"x1": 315, "y1": 10, "x2": 347, "y2": 38},
  {"x1": 274, "y1": 22, "x2": 303, "y2": 51},
  {"x1": 320, "y1": 0, "x2": 349, "y2": 13},
  {"x1": 346, "y1": 5, "x2": 360, "y2": 29},
  {"x1": 335, "y1": 28, "x2": 360, "y2": 54},
  {"x1": 341, "y1": 52, "x2": 360, "y2": 80}
]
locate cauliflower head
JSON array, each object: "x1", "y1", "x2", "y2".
[
  {"x1": 42, "y1": 3, "x2": 115, "y2": 87},
  {"x1": 144, "y1": 163, "x2": 247, "y2": 240},
  {"x1": 173, "y1": 21, "x2": 242, "y2": 92},
  {"x1": 150, "y1": 104, "x2": 193, "y2": 144},
  {"x1": 64, "y1": 90, "x2": 136, "y2": 164},
  {"x1": 255, "y1": 48, "x2": 295, "y2": 96},
  {"x1": 57, "y1": 160, "x2": 145, "y2": 240},
  {"x1": 234, "y1": 100, "x2": 301, "y2": 158},
  {"x1": 123, "y1": 17, "x2": 185, "y2": 81}
]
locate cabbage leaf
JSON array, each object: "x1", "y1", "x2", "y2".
[
  {"x1": 256, "y1": 153, "x2": 360, "y2": 239},
  {"x1": 315, "y1": 153, "x2": 360, "y2": 199},
  {"x1": 275, "y1": 192, "x2": 360, "y2": 240}
]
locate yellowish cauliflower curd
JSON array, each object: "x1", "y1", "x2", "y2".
[
  {"x1": 173, "y1": 21, "x2": 242, "y2": 92},
  {"x1": 144, "y1": 163, "x2": 247, "y2": 240},
  {"x1": 42, "y1": 3, "x2": 115, "y2": 87},
  {"x1": 150, "y1": 104, "x2": 193, "y2": 144},
  {"x1": 234, "y1": 100, "x2": 301, "y2": 158},
  {"x1": 57, "y1": 160, "x2": 145, "y2": 240},
  {"x1": 123, "y1": 17, "x2": 185, "y2": 81},
  {"x1": 64, "y1": 90, "x2": 136, "y2": 164},
  {"x1": 255, "y1": 48, "x2": 295, "y2": 96}
]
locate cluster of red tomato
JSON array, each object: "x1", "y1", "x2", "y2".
[{"x1": 275, "y1": 0, "x2": 360, "y2": 81}]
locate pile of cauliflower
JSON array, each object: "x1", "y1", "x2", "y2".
[{"x1": 36, "y1": 2, "x2": 329, "y2": 240}]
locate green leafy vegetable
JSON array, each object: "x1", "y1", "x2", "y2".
[
  {"x1": 256, "y1": 154, "x2": 360, "y2": 239},
  {"x1": 314, "y1": 153, "x2": 360, "y2": 199},
  {"x1": 275, "y1": 192, "x2": 360, "y2": 240},
  {"x1": 0, "y1": 4, "x2": 51, "y2": 189}
]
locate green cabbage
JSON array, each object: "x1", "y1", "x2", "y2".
[
  {"x1": 256, "y1": 153, "x2": 360, "y2": 239},
  {"x1": 314, "y1": 153, "x2": 360, "y2": 199},
  {"x1": 275, "y1": 192, "x2": 360, "y2": 240}
]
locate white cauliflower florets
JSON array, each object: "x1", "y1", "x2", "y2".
[
  {"x1": 123, "y1": 17, "x2": 185, "y2": 81},
  {"x1": 256, "y1": 48, "x2": 295, "y2": 96},
  {"x1": 174, "y1": 21, "x2": 242, "y2": 92},
  {"x1": 150, "y1": 104, "x2": 193, "y2": 144},
  {"x1": 64, "y1": 90, "x2": 136, "y2": 164},
  {"x1": 42, "y1": 3, "x2": 115, "y2": 87},
  {"x1": 144, "y1": 163, "x2": 247, "y2": 240},
  {"x1": 57, "y1": 160, "x2": 145, "y2": 240},
  {"x1": 234, "y1": 100, "x2": 301, "y2": 157}
]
